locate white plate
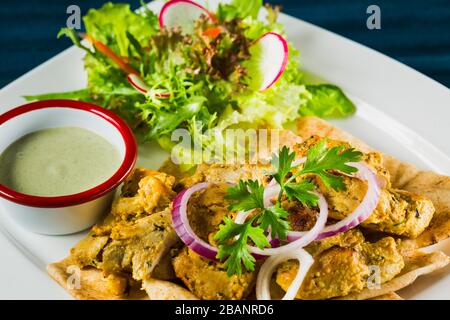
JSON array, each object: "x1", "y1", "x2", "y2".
[{"x1": 0, "y1": 0, "x2": 449, "y2": 300}]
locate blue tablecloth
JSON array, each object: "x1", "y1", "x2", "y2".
[{"x1": 1, "y1": 0, "x2": 449, "y2": 88}]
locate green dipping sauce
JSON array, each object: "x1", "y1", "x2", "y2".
[{"x1": 0, "y1": 127, "x2": 121, "y2": 197}]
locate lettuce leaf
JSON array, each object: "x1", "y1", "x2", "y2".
[
  {"x1": 143, "y1": 96, "x2": 207, "y2": 139},
  {"x1": 220, "y1": 82, "x2": 308, "y2": 129},
  {"x1": 217, "y1": 0, "x2": 263, "y2": 21},
  {"x1": 24, "y1": 89, "x2": 92, "y2": 102},
  {"x1": 242, "y1": 6, "x2": 284, "y2": 40},
  {"x1": 83, "y1": 2, "x2": 158, "y2": 57},
  {"x1": 301, "y1": 84, "x2": 356, "y2": 118}
]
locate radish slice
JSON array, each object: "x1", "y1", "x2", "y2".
[
  {"x1": 159, "y1": 0, "x2": 212, "y2": 33},
  {"x1": 250, "y1": 32, "x2": 289, "y2": 91},
  {"x1": 127, "y1": 74, "x2": 171, "y2": 98},
  {"x1": 127, "y1": 74, "x2": 150, "y2": 94}
]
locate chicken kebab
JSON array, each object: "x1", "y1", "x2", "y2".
[{"x1": 48, "y1": 118, "x2": 450, "y2": 300}]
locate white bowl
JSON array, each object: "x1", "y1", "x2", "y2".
[{"x1": 0, "y1": 99, "x2": 137, "y2": 235}]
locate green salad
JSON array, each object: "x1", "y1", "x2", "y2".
[{"x1": 26, "y1": 0, "x2": 355, "y2": 161}]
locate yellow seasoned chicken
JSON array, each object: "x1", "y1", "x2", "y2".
[
  {"x1": 172, "y1": 183, "x2": 258, "y2": 300},
  {"x1": 276, "y1": 235, "x2": 404, "y2": 299},
  {"x1": 183, "y1": 136, "x2": 435, "y2": 239},
  {"x1": 292, "y1": 137, "x2": 434, "y2": 238},
  {"x1": 69, "y1": 169, "x2": 179, "y2": 285},
  {"x1": 170, "y1": 136, "x2": 434, "y2": 300},
  {"x1": 173, "y1": 247, "x2": 256, "y2": 300}
]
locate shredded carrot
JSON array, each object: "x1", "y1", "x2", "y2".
[
  {"x1": 208, "y1": 12, "x2": 218, "y2": 23},
  {"x1": 84, "y1": 34, "x2": 139, "y2": 75},
  {"x1": 202, "y1": 27, "x2": 221, "y2": 39}
]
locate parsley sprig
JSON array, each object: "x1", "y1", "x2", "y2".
[
  {"x1": 214, "y1": 139, "x2": 362, "y2": 276},
  {"x1": 215, "y1": 216, "x2": 269, "y2": 276}
]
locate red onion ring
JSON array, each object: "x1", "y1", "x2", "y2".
[
  {"x1": 246, "y1": 193, "x2": 328, "y2": 256},
  {"x1": 172, "y1": 182, "x2": 218, "y2": 259},
  {"x1": 173, "y1": 179, "x2": 327, "y2": 259},
  {"x1": 172, "y1": 159, "x2": 380, "y2": 261},
  {"x1": 234, "y1": 210, "x2": 251, "y2": 225},
  {"x1": 286, "y1": 161, "x2": 381, "y2": 241},
  {"x1": 256, "y1": 248, "x2": 314, "y2": 300},
  {"x1": 172, "y1": 183, "x2": 278, "y2": 262}
]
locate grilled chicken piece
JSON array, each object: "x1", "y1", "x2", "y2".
[
  {"x1": 325, "y1": 182, "x2": 434, "y2": 238},
  {"x1": 70, "y1": 233, "x2": 110, "y2": 268},
  {"x1": 187, "y1": 183, "x2": 231, "y2": 245},
  {"x1": 293, "y1": 136, "x2": 434, "y2": 238},
  {"x1": 173, "y1": 247, "x2": 256, "y2": 300},
  {"x1": 69, "y1": 168, "x2": 179, "y2": 282},
  {"x1": 304, "y1": 228, "x2": 366, "y2": 256},
  {"x1": 181, "y1": 163, "x2": 271, "y2": 188},
  {"x1": 276, "y1": 236, "x2": 404, "y2": 299},
  {"x1": 292, "y1": 136, "x2": 392, "y2": 188},
  {"x1": 186, "y1": 136, "x2": 434, "y2": 239},
  {"x1": 100, "y1": 209, "x2": 179, "y2": 281},
  {"x1": 111, "y1": 168, "x2": 176, "y2": 221},
  {"x1": 171, "y1": 183, "x2": 257, "y2": 300}
]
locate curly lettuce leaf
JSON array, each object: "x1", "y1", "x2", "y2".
[
  {"x1": 220, "y1": 82, "x2": 308, "y2": 129},
  {"x1": 217, "y1": 0, "x2": 263, "y2": 21},
  {"x1": 143, "y1": 96, "x2": 207, "y2": 139},
  {"x1": 57, "y1": 28, "x2": 92, "y2": 54},
  {"x1": 83, "y1": 2, "x2": 158, "y2": 57},
  {"x1": 242, "y1": 6, "x2": 284, "y2": 40}
]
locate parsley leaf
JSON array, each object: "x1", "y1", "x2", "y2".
[
  {"x1": 284, "y1": 180, "x2": 319, "y2": 207},
  {"x1": 217, "y1": 240, "x2": 255, "y2": 277},
  {"x1": 301, "y1": 139, "x2": 362, "y2": 191},
  {"x1": 214, "y1": 216, "x2": 245, "y2": 240},
  {"x1": 214, "y1": 217, "x2": 269, "y2": 276},
  {"x1": 258, "y1": 204, "x2": 290, "y2": 240},
  {"x1": 271, "y1": 146, "x2": 296, "y2": 186},
  {"x1": 225, "y1": 180, "x2": 265, "y2": 212}
]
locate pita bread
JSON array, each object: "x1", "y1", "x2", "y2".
[
  {"x1": 142, "y1": 279, "x2": 198, "y2": 300},
  {"x1": 297, "y1": 116, "x2": 450, "y2": 250},
  {"x1": 47, "y1": 258, "x2": 196, "y2": 300},
  {"x1": 47, "y1": 258, "x2": 146, "y2": 300},
  {"x1": 337, "y1": 251, "x2": 449, "y2": 300},
  {"x1": 370, "y1": 292, "x2": 403, "y2": 300}
]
